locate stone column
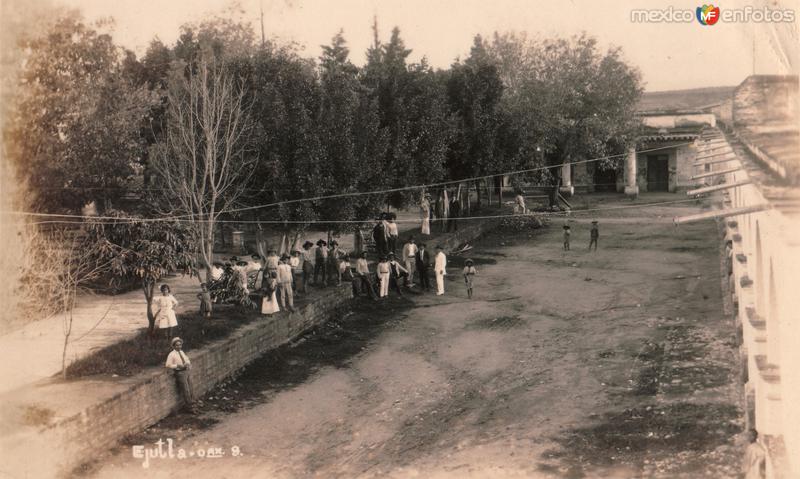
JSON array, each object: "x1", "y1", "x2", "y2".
[
  {"x1": 559, "y1": 162, "x2": 574, "y2": 197},
  {"x1": 624, "y1": 146, "x2": 639, "y2": 197}
]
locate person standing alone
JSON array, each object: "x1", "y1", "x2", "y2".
[
  {"x1": 165, "y1": 337, "x2": 197, "y2": 413},
  {"x1": 589, "y1": 220, "x2": 599, "y2": 251}
]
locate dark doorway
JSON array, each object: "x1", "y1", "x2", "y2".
[
  {"x1": 593, "y1": 164, "x2": 618, "y2": 192},
  {"x1": 646, "y1": 154, "x2": 669, "y2": 192}
]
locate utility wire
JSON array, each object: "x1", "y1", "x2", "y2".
[{"x1": 5, "y1": 142, "x2": 693, "y2": 223}]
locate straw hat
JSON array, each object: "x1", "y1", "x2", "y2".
[{"x1": 171, "y1": 337, "x2": 183, "y2": 347}]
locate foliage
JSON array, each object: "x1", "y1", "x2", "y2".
[
  {"x1": 499, "y1": 214, "x2": 547, "y2": 232},
  {"x1": 6, "y1": 14, "x2": 160, "y2": 213},
  {"x1": 486, "y1": 33, "x2": 643, "y2": 175},
  {"x1": 83, "y1": 211, "x2": 197, "y2": 333}
]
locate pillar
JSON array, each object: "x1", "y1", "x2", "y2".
[
  {"x1": 624, "y1": 146, "x2": 639, "y2": 197},
  {"x1": 559, "y1": 162, "x2": 574, "y2": 197}
]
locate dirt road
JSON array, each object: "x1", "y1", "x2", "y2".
[{"x1": 88, "y1": 202, "x2": 744, "y2": 478}]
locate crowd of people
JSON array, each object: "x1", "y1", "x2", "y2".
[{"x1": 157, "y1": 198, "x2": 602, "y2": 413}]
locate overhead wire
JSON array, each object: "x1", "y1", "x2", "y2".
[{"x1": 4, "y1": 142, "x2": 693, "y2": 223}]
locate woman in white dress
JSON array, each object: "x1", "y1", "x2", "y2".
[
  {"x1": 261, "y1": 272, "x2": 280, "y2": 315},
  {"x1": 154, "y1": 284, "x2": 179, "y2": 338},
  {"x1": 420, "y1": 195, "x2": 431, "y2": 236}
]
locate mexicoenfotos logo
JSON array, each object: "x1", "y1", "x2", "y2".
[
  {"x1": 696, "y1": 4, "x2": 721, "y2": 25},
  {"x1": 631, "y1": 4, "x2": 796, "y2": 23}
]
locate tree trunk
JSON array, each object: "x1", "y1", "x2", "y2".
[{"x1": 144, "y1": 280, "x2": 156, "y2": 336}]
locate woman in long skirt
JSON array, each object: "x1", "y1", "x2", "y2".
[
  {"x1": 420, "y1": 195, "x2": 431, "y2": 236},
  {"x1": 261, "y1": 272, "x2": 280, "y2": 315}
]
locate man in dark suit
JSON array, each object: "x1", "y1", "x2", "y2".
[{"x1": 415, "y1": 243, "x2": 431, "y2": 291}]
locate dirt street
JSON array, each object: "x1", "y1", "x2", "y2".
[{"x1": 87, "y1": 202, "x2": 744, "y2": 479}]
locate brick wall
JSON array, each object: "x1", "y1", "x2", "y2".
[{"x1": 7, "y1": 286, "x2": 352, "y2": 477}]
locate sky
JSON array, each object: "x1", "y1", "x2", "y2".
[{"x1": 46, "y1": 0, "x2": 800, "y2": 91}]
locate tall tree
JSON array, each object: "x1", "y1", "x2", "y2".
[
  {"x1": 234, "y1": 44, "x2": 324, "y2": 252},
  {"x1": 151, "y1": 60, "x2": 255, "y2": 281},
  {"x1": 447, "y1": 35, "x2": 505, "y2": 207},
  {"x1": 316, "y1": 31, "x2": 392, "y2": 236},
  {"x1": 6, "y1": 14, "x2": 158, "y2": 213},
  {"x1": 488, "y1": 33, "x2": 643, "y2": 181}
]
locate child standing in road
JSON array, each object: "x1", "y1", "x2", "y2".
[
  {"x1": 563, "y1": 225, "x2": 571, "y2": 251},
  {"x1": 463, "y1": 259, "x2": 477, "y2": 299},
  {"x1": 589, "y1": 220, "x2": 599, "y2": 251}
]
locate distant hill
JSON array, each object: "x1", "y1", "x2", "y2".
[{"x1": 637, "y1": 86, "x2": 737, "y2": 112}]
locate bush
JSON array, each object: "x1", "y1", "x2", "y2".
[{"x1": 499, "y1": 214, "x2": 547, "y2": 232}]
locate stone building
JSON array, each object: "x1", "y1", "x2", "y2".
[{"x1": 679, "y1": 74, "x2": 799, "y2": 479}]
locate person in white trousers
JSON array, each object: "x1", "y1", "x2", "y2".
[
  {"x1": 434, "y1": 245, "x2": 447, "y2": 295},
  {"x1": 377, "y1": 255, "x2": 391, "y2": 298}
]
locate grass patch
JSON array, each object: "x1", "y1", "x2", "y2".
[{"x1": 66, "y1": 306, "x2": 260, "y2": 378}]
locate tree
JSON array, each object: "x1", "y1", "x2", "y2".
[
  {"x1": 20, "y1": 225, "x2": 113, "y2": 377},
  {"x1": 360, "y1": 24, "x2": 452, "y2": 211},
  {"x1": 232, "y1": 44, "x2": 324, "y2": 252},
  {"x1": 316, "y1": 31, "x2": 390, "y2": 237},
  {"x1": 447, "y1": 35, "x2": 505, "y2": 207},
  {"x1": 151, "y1": 59, "x2": 255, "y2": 282},
  {"x1": 83, "y1": 212, "x2": 197, "y2": 335},
  {"x1": 6, "y1": 13, "x2": 159, "y2": 213},
  {"x1": 488, "y1": 33, "x2": 643, "y2": 183}
]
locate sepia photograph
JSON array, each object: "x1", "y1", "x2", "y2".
[{"x1": 0, "y1": 0, "x2": 798, "y2": 477}]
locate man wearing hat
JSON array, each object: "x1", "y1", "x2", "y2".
[
  {"x1": 314, "y1": 239, "x2": 328, "y2": 286},
  {"x1": 463, "y1": 258, "x2": 477, "y2": 299},
  {"x1": 387, "y1": 252, "x2": 409, "y2": 296},
  {"x1": 372, "y1": 216, "x2": 388, "y2": 257},
  {"x1": 327, "y1": 240, "x2": 343, "y2": 286},
  {"x1": 416, "y1": 243, "x2": 432, "y2": 291},
  {"x1": 301, "y1": 241, "x2": 315, "y2": 292},
  {"x1": 402, "y1": 237, "x2": 418, "y2": 287},
  {"x1": 589, "y1": 220, "x2": 599, "y2": 251},
  {"x1": 277, "y1": 254, "x2": 295, "y2": 312},
  {"x1": 434, "y1": 245, "x2": 447, "y2": 296},
  {"x1": 354, "y1": 251, "x2": 377, "y2": 299},
  {"x1": 165, "y1": 337, "x2": 197, "y2": 413}
]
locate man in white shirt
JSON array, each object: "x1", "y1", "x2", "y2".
[
  {"x1": 277, "y1": 255, "x2": 295, "y2": 312},
  {"x1": 354, "y1": 252, "x2": 377, "y2": 299},
  {"x1": 165, "y1": 337, "x2": 197, "y2": 413},
  {"x1": 402, "y1": 237, "x2": 418, "y2": 287},
  {"x1": 434, "y1": 245, "x2": 447, "y2": 296}
]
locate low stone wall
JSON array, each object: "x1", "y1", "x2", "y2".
[
  {"x1": 6, "y1": 286, "x2": 352, "y2": 477},
  {"x1": 4, "y1": 219, "x2": 501, "y2": 478},
  {"x1": 438, "y1": 217, "x2": 500, "y2": 252}
]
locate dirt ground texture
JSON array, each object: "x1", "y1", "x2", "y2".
[{"x1": 85, "y1": 198, "x2": 745, "y2": 479}]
